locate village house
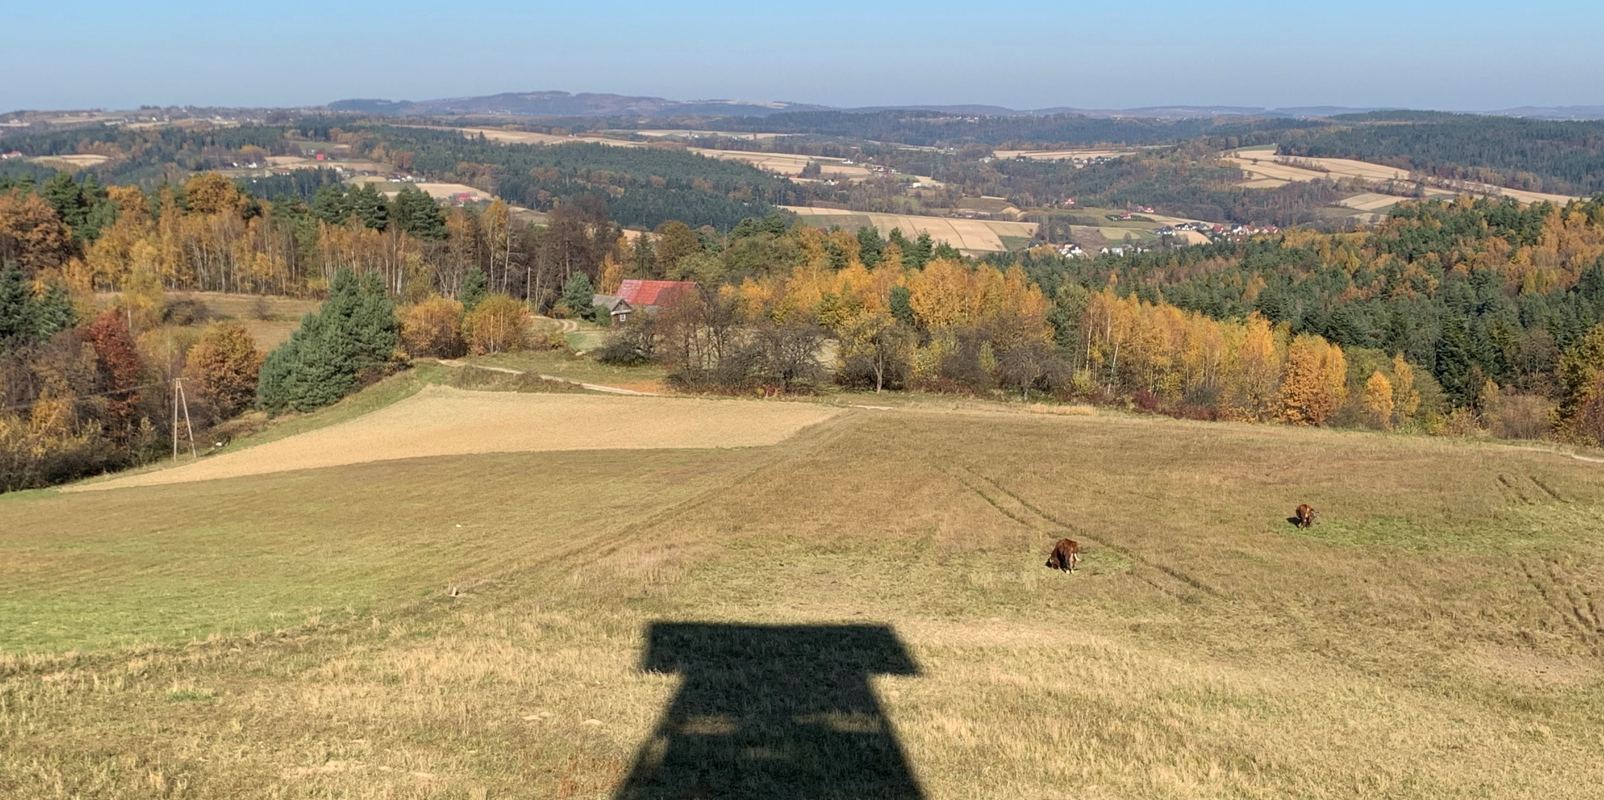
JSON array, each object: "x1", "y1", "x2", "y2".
[{"x1": 593, "y1": 279, "x2": 696, "y2": 324}]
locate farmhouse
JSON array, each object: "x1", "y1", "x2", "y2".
[
  {"x1": 595, "y1": 279, "x2": 697, "y2": 323},
  {"x1": 591, "y1": 294, "x2": 634, "y2": 323}
]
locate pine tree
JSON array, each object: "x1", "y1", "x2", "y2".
[
  {"x1": 460, "y1": 267, "x2": 489, "y2": 310},
  {"x1": 562, "y1": 272, "x2": 596, "y2": 319},
  {"x1": 857, "y1": 226, "x2": 883, "y2": 268}
]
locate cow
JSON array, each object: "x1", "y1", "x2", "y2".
[
  {"x1": 1294, "y1": 504, "x2": 1318, "y2": 529},
  {"x1": 1045, "y1": 538, "x2": 1079, "y2": 572}
]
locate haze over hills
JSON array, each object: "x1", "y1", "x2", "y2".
[{"x1": 325, "y1": 90, "x2": 1604, "y2": 121}]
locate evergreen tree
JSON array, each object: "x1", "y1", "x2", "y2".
[
  {"x1": 460, "y1": 267, "x2": 489, "y2": 310},
  {"x1": 348, "y1": 183, "x2": 389, "y2": 231},
  {"x1": 256, "y1": 268, "x2": 399, "y2": 413},
  {"x1": 889, "y1": 285, "x2": 916, "y2": 328},
  {"x1": 856, "y1": 226, "x2": 883, "y2": 268},
  {"x1": 562, "y1": 272, "x2": 596, "y2": 318},
  {"x1": 310, "y1": 185, "x2": 351, "y2": 225},
  {"x1": 0, "y1": 262, "x2": 34, "y2": 346},
  {"x1": 1434, "y1": 315, "x2": 1479, "y2": 406},
  {"x1": 391, "y1": 185, "x2": 447, "y2": 240},
  {"x1": 41, "y1": 172, "x2": 89, "y2": 236}
]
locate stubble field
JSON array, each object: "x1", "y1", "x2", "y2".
[{"x1": 3, "y1": 388, "x2": 1603, "y2": 799}]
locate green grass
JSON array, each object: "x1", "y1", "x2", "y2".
[
  {"x1": 466, "y1": 348, "x2": 667, "y2": 388},
  {"x1": 3, "y1": 398, "x2": 1603, "y2": 798}
]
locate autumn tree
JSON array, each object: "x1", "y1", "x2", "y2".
[
  {"x1": 183, "y1": 321, "x2": 263, "y2": 418},
  {"x1": 79, "y1": 310, "x2": 147, "y2": 441},
  {"x1": 1391, "y1": 353, "x2": 1421, "y2": 424},
  {"x1": 1281, "y1": 334, "x2": 1348, "y2": 426},
  {"x1": 1362, "y1": 370, "x2": 1395, "y2": 430},
  {"x1": 838, "y1": 312, "x2": 913, "y2": 392},
  {"x1": 464, "y1": 294, "x2": 530, "y2": 355},
  {"x1": 398, "y1": 296, "x2": 466, "y2": 358}
]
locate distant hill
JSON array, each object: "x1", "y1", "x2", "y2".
[
  {"x1": 327, "y1": 91, "x2": 828, "y2": 118},
  {"x1": 324, "y1": 93, "x2": 1433, "y2": 121},
  {"x1": 1487, "y1": 105, "x2": 1604, "y2": 121}
]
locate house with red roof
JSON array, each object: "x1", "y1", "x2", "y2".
[{"x1": 593, "y1": 280, "x2": 697, "y2": 324}]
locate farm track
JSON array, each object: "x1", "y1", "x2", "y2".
[
  {"x1": 940, "y1": 462, "x2": 1224, "y2": 601},
  {"x1": 1521, "y1": 558, "x2": 1604, "y2": 652}
]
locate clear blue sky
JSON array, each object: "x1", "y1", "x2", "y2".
[{"x1": 4, "y1": 0, "x2": 1599, "y2": 113}]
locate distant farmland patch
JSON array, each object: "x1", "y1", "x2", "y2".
[
  {"x1": 782, "y1": 207, "x2": 1038, "y2": 253},
  {"x1": 28, "y1": 154, "x2": 109, "y2": 170},
  {"x1": 1223, "y1": 151, "x2": 1581, "y2": 204}
]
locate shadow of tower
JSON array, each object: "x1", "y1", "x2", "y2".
[{"x1": 615, "y1": 622, "x2": 926, "y2": 800}]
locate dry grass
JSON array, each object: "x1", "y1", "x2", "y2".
[
  {"x1": 4, "y1": 402, "x2": 1604, "y2": 798},
  {"x1": 72, "y1": 387, "x2": 841, "y2": 491}
]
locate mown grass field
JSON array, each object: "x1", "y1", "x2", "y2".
[{"x1": 3, "y1": 391, "x2": 1603, "y2": 799}]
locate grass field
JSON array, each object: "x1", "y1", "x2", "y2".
[{"x1": 3, "y1": 382, "x2": 1603, "y2": 798}]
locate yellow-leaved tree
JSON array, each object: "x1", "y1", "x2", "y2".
[
  {"x1": 1281, "y1": 334, "x2": 1348, "y2": 426},
  {"x1": 1391, "y1": 353, "x2": 1420, "y2": 424},
  {"x1": 1363, "y1": 370, "x2": 1395, "y2": 430}
]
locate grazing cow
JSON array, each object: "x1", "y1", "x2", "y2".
[
  {"x1": 1294, "y1": 504, "x2": 1318, "y2": 529},
  {"x1": 1045, "y1": 538, "x2": 1080, "y2": 572}
]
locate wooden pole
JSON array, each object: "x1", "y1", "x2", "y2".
[
  {"x1": 177, "y1": 378, "x2": 198, "y2": 459},
  {"x1": 172, "y1": 380, "x2": 180, "y2": 461}
]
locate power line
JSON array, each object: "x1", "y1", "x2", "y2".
[{"x1": 0, "y1": 381, "x2": 169, "y2": 414}]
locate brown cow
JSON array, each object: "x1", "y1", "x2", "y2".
[
  {"x1": 1294, "y1": 504, "x2": 1318, "y2": 529},
  {"x1": 1045, "y1": 538, "x2": 1079, "y2": 572}
]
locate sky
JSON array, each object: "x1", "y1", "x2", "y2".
[{"x1": 4, "y1": 0, "x2": 1601, "y2": 113}]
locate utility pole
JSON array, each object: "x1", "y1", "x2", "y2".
[{"x1": 172, "y1": 378, "x2": 198, "y2": 460}]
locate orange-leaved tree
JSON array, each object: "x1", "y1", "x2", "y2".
[
  {"x1": 183, "y1": 321, "x2": 263, "y2": 419},
  {"x1": 1281, "y1": 334, "x2": 1348, "y2": 426},
  {"x1": 399, "y1": 296, "x2": 466, "y2": 358}
]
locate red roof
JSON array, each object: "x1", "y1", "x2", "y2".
[{"x1": 616, "y1": 279, "x2": 696, "y2": 307}]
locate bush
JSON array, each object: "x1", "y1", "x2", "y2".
[
  {"x1": 463, "y1": 294, "x2": 531, "y2": 355},
  {"x1": 161, "y1": 297, "x2": 210, "y2": 326},
  {"x1": 399, "y1": 295, "x2": 466, "y2": 358},
  {"x1": 448, "y1": 366, "x2": 586, "y2": 393},
  {"x1": 1486, "y1": 392, "x2": 1553, "y2": 440},
  {"x1": 597, "y1": 315, "x2": 657, "y2": 366}
]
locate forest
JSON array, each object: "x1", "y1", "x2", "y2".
[
  {"x1": 0, "y1": 122, "x2": 797, "y2": 232},
  {"x1": 694, "y1": 109, "x2": 1317, "y2": 148},
  {"x1": 1272, "y1": 113, "x2": 1604, "y2": 196}
]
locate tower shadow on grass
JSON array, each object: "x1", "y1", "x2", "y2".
[{"x1": 615, "y1": 623, "x2": 926, "y2": 800}]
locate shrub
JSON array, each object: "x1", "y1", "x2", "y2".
[
  {"x1": 160, "y1": 297, "x2": 210, "y2": 326},
  {"x1": 399, "y1": 295, "x2": 466, "y2": 358},
  {"x1": 1486, "y1": 391, "x2": 1553, "y2": 440},
  {"x1": 463, "y1": 294, "x2": 530, "y2": 355},
  {"x1": 597, "y1": 315, "x2": 657, "y2": 366}
]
